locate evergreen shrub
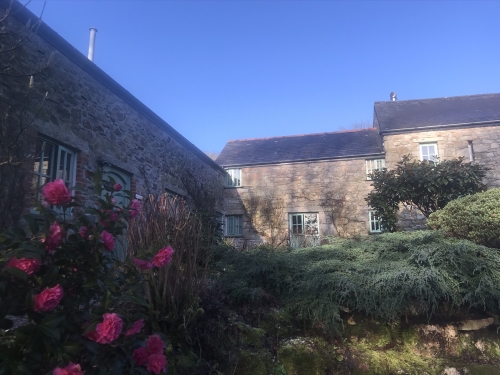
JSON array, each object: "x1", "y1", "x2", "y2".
[
  {"x1": 428, "y1": 188, "x2": 500, "y2": 248},
  {"x1": 218, "y1": 231, "x2": 500, "y2": 333}
]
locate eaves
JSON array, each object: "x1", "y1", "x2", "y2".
[
  {"x1": 379, "y1": 120, "x2": 500, "y2": 135},
  {"x1": 220, "y1": 152, "x2": 386, "y2": 168}
]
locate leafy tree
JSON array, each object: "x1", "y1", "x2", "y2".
[{"x1": 366, "y1": 156, "x2": 488, "y2": 232}]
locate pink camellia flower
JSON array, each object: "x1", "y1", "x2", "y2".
[
  {"x1": 46, "y1": 222, "x2": 63, "y2": 251},
  {"x1": 94, "y1": 313, "x2": 123, "y2": 344},
  {"x1": 113, "y1": 183, "x2": 123, "y2": 192},
  {"x1": 111, "y1": 197, "x2": 117, "y2": 205},
  {"x1": 109, "y1": 212, "x2": 119, "y2": 222},
  {"x1": 79, "y1": 226, "x2": 89, "y2": 239},
  {"x1": 132, "y1": 347, "x2": 149, "y2": 366},
  {"x1": 133, "y1": 258, "x2": 153, "y2": 270},
  {"x1": 52, "y1": 362, "x2": 85, "y2": 375},
  {"x1": 34, "y1": 284, "x2": 64, "y2": 312},
  {"x1": 5, "y1": 257, "x2": 41, "y2": 275},
  {"x1": 146, "y1": 334, "x2": 165, "y2": 355},
  {"x1": 129, "y1": 199, "x2": 141, "y2": 218},
  {"x1": 42, "y1": 179, "x2": 71, "y2": 206},
  {"x1": 125, "y1": 318, "x2": 144, "y2": 336},
  {"x1": 100, "y1": 230, "x2": 115, "y2": 251},
  {"x1": 147, "y1": 354, "x2": 167, "y2": 375},
  {"x1": 152, "y1": 246, "x2": 174, "y2": 268}
]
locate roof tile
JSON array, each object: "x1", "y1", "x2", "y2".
[
  {"x1": 216, "y1": 128, "x2": 383, "y2": 167},
  {"x1": 375, "y1": 93, "x2": 500, "y2": 132}
]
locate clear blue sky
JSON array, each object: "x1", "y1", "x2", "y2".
[{"x1": 26, "y1": 0, "x2": 500, "y2": 153}]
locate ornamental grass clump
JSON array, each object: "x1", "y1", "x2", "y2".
[
  {"x1": 0, "y1": 176, "x2": 172, "y2": 374},
  {"x1": 127, "y1": 194, "x2": 220, "y2": 334},
  {"x1": 218, "y1": 231, "x2": 500, "y2": 333}
]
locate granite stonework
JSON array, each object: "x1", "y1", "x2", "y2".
[
  {"x1": 0, "y1": 2, "x2": 224, "y2": 212},
  {"x1": 222, "y1": 124, "x2": 500, "y2": 245},
  {"x1": 224, "y1": 158, "x2": 376, "y2": 247},
  {"x1": 382, "y1": 125, "x2": 500, "y2": 187}
]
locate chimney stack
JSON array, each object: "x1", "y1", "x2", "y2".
[
  {"x1": 88, "y1": 28, "x2": 97, "y2": 61},
  {"x1": 390, "y1": 92, "x2": 397, "y2": 101}
]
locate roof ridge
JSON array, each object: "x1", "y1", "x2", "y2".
[
  {"x1": 227, "y1": 127, "x2": 376, "y2": 143},
  {"x1": 374, "y1": 92, "x2": 500, "y2": 105}
]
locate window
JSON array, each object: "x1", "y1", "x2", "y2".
[
  {"x1": 420, "y1": 143, "x2": 438, "y2": 162},
  {"x1": 225, "y1": 215, "x2": 242, "y2": 236},
  {"x1": 368, "y1": 210, "x2": 382, "y2": 233},
  {"x1": 102, "y1": 166, "x2": 131, "y2": 207},
  {"x1": 33, "y1": 137, "x2": 76, "y2": 201},
  {"x1": 366, "y1": 159, "x2": 385, "y2": 180},
  {"x1": 225, "y1": 169, "x2": 241, "y2": 187},
  {"x1": 289, "y1": 213, "x2": 320, "y2": 248}
]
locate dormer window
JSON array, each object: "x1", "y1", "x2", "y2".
[{"x1": 225, "y1": 168, "x2": 241, "y2": 187}]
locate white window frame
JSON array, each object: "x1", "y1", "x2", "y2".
[
  {"x1": 420, "y1": 143, "x2": 438, "y2": 162},
  {"x1": 225, "y1": 215, "x2": 242, "y2": 236},
  {"x1": 368, "y1": 210, "x2": 382, "y2": 233},
  {"x1": 225, "y1": 168, "x2": 241, "y2": 187},
  {"x1": 366, "y1": 159, "x2": 385, "y2": 180},
  {"x1": 289, "y1": 213, "x2": 320, "y2": 248},
  {"x1": 33, "y1": 137, "x2": 76, "y2": 212}
]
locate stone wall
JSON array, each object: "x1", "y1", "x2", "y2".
[
  {"x1": 0, "y1": 2, "x2": 224, "y2": 219},
  {"x1": 383, "y1": 125, "x2": 500, "y2": 187},
  {"x1": 382, "y1": 126, "x2": 500, "y2": 229},
  {"x1": 224, "y1": 158, "x2": 377, "y2": 247}
]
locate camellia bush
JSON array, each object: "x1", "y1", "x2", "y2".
[
  {"x1": 366, "y1": 156, "x2": 488, "y2": 232},
  {"x1": 428, "y1": 188, "x2": 500, "y2": 248},
  {"x1": 0, "y1": 177, "x2": 174, "y2": 374}
]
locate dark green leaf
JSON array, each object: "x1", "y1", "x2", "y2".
[
  {"x1": 38, "y1": 325, "x2": 60, "y2": 340},
  {"x1": 22, "y1": 215, "x2": 40, "y2": 236},
  {"x1": 3, "y1": 266, "x2": 27, "y2": 280}
]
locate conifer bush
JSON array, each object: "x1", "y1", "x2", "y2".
[
  {"x1": 218, "y1": 231, "x2": 500, "y2": 333},
  {"x1": 428, "y1": 188, "x2": 500, "y2": 248}
]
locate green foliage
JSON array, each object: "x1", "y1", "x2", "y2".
[
  {"x1": 218, "y1": 231, "x2": 500, "y2": 334},
  {"x1": 366, "y1": 156, "x2": 488, "y2": 232},
  {"x1": 0, "y1": 177, "x2": 160, "y2": 374},
  {"x1": 428, "y1": 188, "x2": 500, "y2": 248}
]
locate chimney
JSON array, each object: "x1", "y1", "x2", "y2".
[
  {"x1": 390, "y1": 92, "x2": 397, "y2": 101},
  {"x1": 87, "y1": 28, "x2": 98, "y2": 61}
]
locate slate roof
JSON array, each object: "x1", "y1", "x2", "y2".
[
  {"x1": 216, "y1": 128, "x2": 383, "y2": 167},
  {"x1": 375, "y1": 93, "x2": 500, "y2": 133}
]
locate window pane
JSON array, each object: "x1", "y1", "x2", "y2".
[
  {"x1": 41, "y1": 143, "x2": 53, "y2": 177},
  {"x1": 227, "y1": 216, "x2": 234, "y2": 235},
  {"x1": 235, "y1": 216, "x2": 242, "y2": 235},
  {"x1": 65, "y1": 152, "x2": 72, "y2": 182},
  {"x1": 225, "y1": 169, "x2": 241, "y2": 187}
]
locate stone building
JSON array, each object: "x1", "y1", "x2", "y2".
[
  {"x1": 217, "y1": 93, "x2": 500, "y2": 248},
  {"x1": 0, "y1": 0, "x2": 225, "y2": 226}
]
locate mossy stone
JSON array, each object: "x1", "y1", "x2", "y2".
[{"x1": 278, "y1": 337, "x2": 337, "y2": 375}]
